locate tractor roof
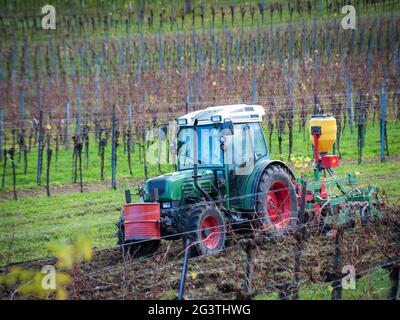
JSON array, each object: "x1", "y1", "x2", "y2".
[{"x1": 177, "y1": 104, "x2": 265, "y2": 126}]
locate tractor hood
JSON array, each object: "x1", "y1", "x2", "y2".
[{"x1": 144, "y1": 169, "x2": 215, "y2": 202}]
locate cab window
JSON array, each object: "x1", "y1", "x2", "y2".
[{"x1": 231, "y1": 122, "x2": 268, "y2": 167}]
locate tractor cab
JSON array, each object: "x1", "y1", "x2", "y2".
[{"x1": 175, "y1": 104, "x2": 269, "y2": 208}]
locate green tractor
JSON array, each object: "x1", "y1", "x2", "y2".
[
  {"x1": 117, "y1": 104, "x2": 298, "y2": 256},
  {"x1": 116, "y1": 104, "x2": 382, "y2": 256}
]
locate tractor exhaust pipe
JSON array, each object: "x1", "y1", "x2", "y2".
[{"x1": 193, "y1": 119, "x2": 211, "y2": 201}]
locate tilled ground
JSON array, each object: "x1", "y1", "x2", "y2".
[{"x1": 1, "y1": 209, "x2": 399, "y2": 300}]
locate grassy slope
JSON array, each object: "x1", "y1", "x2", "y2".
[{"x1": 0, "y1": 188, "x2": 133, "y2": 265}]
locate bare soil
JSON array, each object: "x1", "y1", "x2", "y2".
[{"x1": 1, "y1": 208, "x2": 398, "y2": 300}]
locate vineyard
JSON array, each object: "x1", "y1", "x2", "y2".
[{"x1": 0, "y1": 0, "x2": 400, "y2": 301}]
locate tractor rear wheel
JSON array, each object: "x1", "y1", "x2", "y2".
[
  {"x1": 185, "y1": 204, "x2": 226, "y2": 256},
  {"x1": 256, "y1": 165, "x2": 298, "y2": 232},
  {"x1": 117, "y1": 218, "x2": 161, "y2": 257}
]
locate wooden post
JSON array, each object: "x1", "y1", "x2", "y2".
[
  {"x1": 111, "y1": 105, "x2": 117, "y2": 189},
  {"x1": 78, "y1": 141, "x2": 83, "y2": 193},
  {"x1": 21, "y1": 130, "x2": 27, "y2": 175},
  {"x1": 0, "y1": 108, "x2": 3, "y2": 162},
  {"x1": 157, "y1": 127, "x2": 162, "y2": 173},
  {"x1": 72, "y1": 136, "x2": 78, "y2": 183},
  {"x1": 165, "y1": 125, "x2": 169, "y2": 165},
  {"x1": 126, "y1": 129, "x2": 133, "y2": 176},
  {"x1": 83, "y1": 125, "x2": 89, "y2": 170},
  {"x1": 288, "y1": 75, "x2": 296, "y2": 160},
  {"x1": 100, "y1": 138, "x2": 106, "y2": 180},
  {"x1": 346, "y1": 77, "x2": 354, "y2": 135},
  {"x1": 65, "y1": 98, "x2": 70, "y2": 149},
  {"x1": 143, "y1": 126, "x2": 147, "y2": 181},
  {"x1": 36, "y1": 111, "x2": 44, "y2": 185},
  {"x1": 1, "y1": 149, "x2": 6, "y2": 188},
  {"x1": 380, "y1": 80, "x2": 386, "y2": 162},
  {"x1": 388, "y1": 219, "x2": 400, "y2": 300},
  {"x1": 241, "y1": 239, "x2": 255, "y2": 299},
  {"x1": 331, "y1": 228, "x2": 343, "y2": 300},
  {"x1": 76, "y1": 82, "x2": 81, "y2": 136},
  {"x1": 137, "y1": 126, "x2": 142, "y2": 164},
  {"x1": 46, "y1": 131, "x2": 52, "y2": 197},
  {"x1": 127, "y1": 104, "x2": 134, "y2": 153},
  {"x1": 388, "y1": 266, "x2": 400, "y2": 300},
  {"x1": 9, "y1": 147, "x2": 17, "y2": 200},
  {"x1": 292, "y1": 180, "x2": 307, "y2": 300},
  {"x1": 252, "y1": 74, "x2": 257, "y2": 104}
]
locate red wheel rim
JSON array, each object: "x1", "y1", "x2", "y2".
[
  {"x1": 265, "y1": 181, "x2": 292, "y2": 228},
  {"x1": 201, "y1": 215, "x2": 221, "y2": 249}
]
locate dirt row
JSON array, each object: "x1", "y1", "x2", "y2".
[{"x1": 2, "y1": 208, "x2": 399, "y2": 300}]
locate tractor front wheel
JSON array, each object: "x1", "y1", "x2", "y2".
[
  {"x1": 256, "y1": 165, "x2": 298, "y2": 232},
  {"x1": 185, "y1": 204, "x2": 226, "y2": 256}
]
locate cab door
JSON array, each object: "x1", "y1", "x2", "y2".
[{"x1": 225, "y1": 123, "x2": 268, "y2": 209}]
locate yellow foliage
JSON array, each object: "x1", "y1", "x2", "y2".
[
  {"x1": 48, "y1": 243, "x2": 75, "y2": 269},
  {"x1": 1, "y1": 234, "x2": 93, "y2": 300},
  {"x1": 56, "y1": 288, "x2": 68, "y2": 300},
  {"x1": 75, "y1": 234, "x2": 93, "y2": 262},
  {"x1": 190, "y1": 272, "x2": 198, "y2": 280},
  {"x1": 1, "y1": 266, "x2": 71, "y2": 300},
  {"x1": 48, "y1": 234, "x2": 93, "y2": 269},
  {"x1": 291, "y1": 155, "x2": 313, "y2": 174}
]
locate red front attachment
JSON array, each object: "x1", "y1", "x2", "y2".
[
  {"x1": 124, "y1": 203, "x2": 161, "y2": 240},
  {"x1": 321, "y1": 155, "x2": 339, "y2": 169}
]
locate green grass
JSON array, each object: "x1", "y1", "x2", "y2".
[
  {"x1": 255, "y1": 268, "x2": 392, "y2": 300},
  {"x1": 0, "y1": 188, "x2": 137, "y2": 265},
  {"x1": 333, "y1": 161, "x2": 400, "y2": 203}
]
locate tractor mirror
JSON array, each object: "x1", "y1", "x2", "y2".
[
  {"x1": 170, "y1": 141, "x2": 177, "y2": 154},
  {"x1": 221, "y1": 119, "x2": 234, "y2": 136}
]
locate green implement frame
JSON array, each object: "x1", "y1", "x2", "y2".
[{"x1": 298, "y1": 168, "x2": 383, "y2": 227}]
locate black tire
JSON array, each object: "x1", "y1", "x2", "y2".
[
  {"x1": 256, "y1": 165, "x2": 298, "y2": 232},
  {"x1": 185, "y1": 203, "x2": 226, "y2": 256},
  {"x1": 116, "y1": 218, "x2": 161, "y2": 257}
]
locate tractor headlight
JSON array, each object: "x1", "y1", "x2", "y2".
[
  {"x1": 177, "y1": 118, "x2": 187, "y2": 126},
  {"x1": 211, "y1": 115, "x2": 222, "y2": 122},
  {"x1": 162, "y1": 202, "x2": 172, "y2": 209}
]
